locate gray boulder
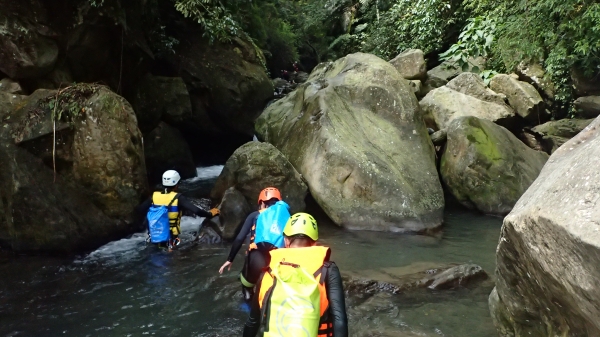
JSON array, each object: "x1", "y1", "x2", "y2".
[
  {"x1": 571, "y1": 68, "x2": 600, "y2": 96},
  {"x1": 532, "y1": 118, "x2": 594, "y2": 153},
  {"x1": 490, "y1": 116, "x2": 600, "y2": 337},
  {"x1": 441, "y1": 117, "x2": 548, "y2": 215},
  {"x1": 133, "y1": 75, "x2": 192, "y2": 133},
  {"x1": 0, "y1": 92, "x2": 25, "y2": 120},
  {"x1": 0, "y1": 0, "x2": 58, "y2": 79},
  {"x1": 0, "y1": 78, "x2": 24, "y2": 95},
  {"x1": 446, "y1": 73, "x2": 508, "y2": 106},
  {"x1": 144, "y1": 122, "x2": 196, "y2": 184},
  {"x1": 211, "y1": 142, "x2": 308, "y2": 213},
  {"x1": 420, "y1": 86, "x2": 516, "y2": 130},
  {"x1": 490, "y1": 74, "x2": 546, "y2": 123},
  {"x1": 427, "y1": 57, "x2": 485, "y2": 82},
  {"x1": 389, "y1": 49, "x2": 427, "y2": 80},
  {"x1": 169, "y1": 36, "x2": 273, "y2": 136},
  {"x1": 516, "y1": 62, "x2": 555, "y2": 99},
  {"x1": 256, "y1": 53, "x2": 444, "y2": 232},
  {"x1": 217, "y1": 187, "x2": 253, "y2": 240},
  {"x1": 573, "y1": 96, "x2": 600, "y2": 119}
]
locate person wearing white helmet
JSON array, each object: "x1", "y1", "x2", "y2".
[{"x1": 136, "y1": 170, "x2": 220, "y2": 249}]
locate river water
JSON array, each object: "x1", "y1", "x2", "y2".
[{"x1": 0, "y1": 167, "x2": 503, "y2": 337}]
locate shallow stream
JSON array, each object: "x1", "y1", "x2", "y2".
[{"x1": 0, "y1": 168, "x2": 503, "y2": 337}]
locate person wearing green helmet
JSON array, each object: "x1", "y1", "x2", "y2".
[{"x1": 242, "y1": 212, "x2": 348, "y2": 337}]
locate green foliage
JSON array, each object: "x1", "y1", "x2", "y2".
[
  {"x1": 360, "y1": 0, "x2": 465, "y2": 59},
  {"x1": 173, "y1": 0, "x2": 240, "y2": 42},
  {"x1": 440, "y1": 16, "x2": 495, "y2": 73},
  {"x1": 463, "y1": 0, "x2": 600, "y2": 115},
  {"x1": 44, "y1": 84, "x2": 100, "y2": 124}
]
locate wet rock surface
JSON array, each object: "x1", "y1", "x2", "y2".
[
  {"x1": 344, "y1": 262, "x2": 489, "y2": 295},
  {"x1": 216, "y1": 187, "x2": 252, "y2": 241},
  {"x1": 491, "y1": 116, "x2": 600, "y2": 336},
  {"x1": 0, "y1": 144, "x2": 127, "y2": 253}
]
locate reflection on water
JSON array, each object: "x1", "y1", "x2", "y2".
[{"x1": 0, "y1": 210, "x2": 501, "y2": 337}]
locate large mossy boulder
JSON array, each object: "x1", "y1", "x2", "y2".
[
  {"x1": 169, "y1": 36, "x2": 273, "y2": 136},
  {"x1": 211, "y1": 141, "x2": 307, "y2": 213},
  {"x1": 441, "y1": 117, "x2": 548, "y2": 215},
  {"x1": 420, "y1": 86, "x2": 516, "y2": 130},
  {"x1": 9, "y1": 85, "x2": 148, "y2": 222},
  {"x1": 0, "y1": 0, "x2": 59, "y2": 79},
  {"x1": 532, "y1": 118, "x2": 594, "y2": 154},
  {"x1": 0, "y1": 144, "x2": 129, "y2": 253},
  {"x1": 256, "y1": 53, "x2": 444, "y2": 232},
  {"x1": 132, "y1": 75, "x2": 192, "y2": 133},
  {"x1": 144, "y1": 122, "x2": 196, "y2": 184},
  {"x1": 490, "y1": 116, "x2": 600, "y2": 336}
]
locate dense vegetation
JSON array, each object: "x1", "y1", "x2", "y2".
[{"x1": 157, "y1": 0, "x2": 600, "y2": 113}]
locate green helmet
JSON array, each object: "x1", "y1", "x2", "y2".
[{"x1": 283, "y1": 213, "x2": 318, "y2": 241}]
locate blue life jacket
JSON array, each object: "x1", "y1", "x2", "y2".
[
  {"x1": 147, "y1": 193, "x2": 179, "y2": 243},
  {"x1": 254, "y1": 200, "x2": 290, "y2": 248}
]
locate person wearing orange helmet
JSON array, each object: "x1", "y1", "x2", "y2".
[{"x1": 218, "y1": 187, "x2": 290, "y2": 301}]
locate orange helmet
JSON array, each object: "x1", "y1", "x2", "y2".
[{"x1": 258, "y1": 187, "x2": 282, "y2": 204}]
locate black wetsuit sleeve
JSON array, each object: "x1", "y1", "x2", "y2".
[
  {"x1": 227, "y1": 211, "x2": 258, "y2": 262},
  {"x1": 326, "y1": 262, "x2": 348, "y2": 337},
  {"x1": 178, "y1": 195, "x2": 212, "y2": 217},
  {"x1": 242, "y1": 279, "x2": 263, "y2": 337},
  {"x1": 135, "y1": 197, "x2": 152, "y2": 214}
]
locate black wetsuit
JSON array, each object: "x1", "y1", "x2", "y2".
[
  {"x1": 242, "y1": 261, "x2": 348, "y2": 337},
  {"x1": 227, "y1": 211, "x2": 277, "y2": 286}
]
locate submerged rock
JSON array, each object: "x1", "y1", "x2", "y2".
[
  {"x1": 256, "y1": 53, "x2": 444, "y2": 232},
  {"x1": 420, "y1": 86, "x2": 516, "y2": 130},
  {"x1": 211, "y1": 142, "x2": 307, "y2": 213},
  {"x1": 490, "y1": 116, "x2": 600, "y2": 336},
  {"x1": 441, "y1": 117, "x2": 548, "y2": 215},
  {"x1": 344, "y1": 262, "x2": 489, "y2": 295},
  {"x1": 144, "y1": 122, "x2": 196, "y2": 184},
  {"x1": 532, "y1": 118, "x2": 594, "y2": 153}
]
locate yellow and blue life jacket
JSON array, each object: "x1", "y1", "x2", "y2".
[{"x1": 152, "y1": 191, "x2": 181, "y2": 236}]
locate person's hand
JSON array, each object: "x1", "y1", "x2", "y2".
[
  {"x1": 209, "y1": 208, "x2": 220, "y2": 217},
  {"x1": 219, "y1": 261, "x2": 232, "y2": 274}
]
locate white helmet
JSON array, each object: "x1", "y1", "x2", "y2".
[{"x1": 162, "y1": 170, "x2": 181, "y2": 187}]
